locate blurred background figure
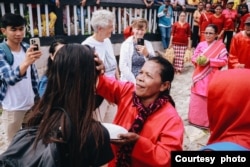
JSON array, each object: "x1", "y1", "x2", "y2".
[
  {"x1": 38, "y1": 39, "x2": 66, "y2": 97},
  {"x1": 228, "y1": 17, "x2": 250, "y2": 69},
  {"x1": 157, "y1": 0, "x2": 174, "y2": 50},
  {"x1": 238, "y1": 4, "x2": 250, "y2": 31},
  {"x1": 199, "y1": 3, "x2": 213, "y2": 41},
  {"x1": 192, "y1": 2, "x2": 204, "y2": 48},
  {"x1": 119, "y1": 18, "x2": 155, "y2": 84},
  {"x1": 169, "y1": 11, "x2": 191, "y2": 74},
  {"x1": 222, "y1": 0, "x2": 238, "y2": 51},
  {"x1": 209, "y1": 4, "x2": 226, "y2": 40}
]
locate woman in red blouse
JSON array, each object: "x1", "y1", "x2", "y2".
[
  {"x1": 169, "y1": 11, "x2": 191, "y2": 74},
  {"x1": 238, "y1": 4, "x2": 250, "y2": 31},
  {"x1": 222, "y1": 0, "x2": 238, "y2": 51},
  {"x1": 199, "y1": 3, "x2": 213, "y2": 41},
  {"x1": 209, "y1": 4, "x2": 226, "y2": 40}
]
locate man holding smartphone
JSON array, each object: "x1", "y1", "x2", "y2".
[{"x1": 0, "y1": 13, "x2": 42, "y2": 144}]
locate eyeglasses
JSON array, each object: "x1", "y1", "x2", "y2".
[{"x1": 204, "y1": 32, "x2": 215, "y2": 35}]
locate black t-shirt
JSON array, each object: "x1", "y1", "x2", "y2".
[
  {"x1": 84, "y1": 124, "x2": 114, "y2": 166},
  {"x1": 59, "y1": 123, "x2": 114, "y2": 167}
]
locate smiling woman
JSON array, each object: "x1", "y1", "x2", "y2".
[
  {"x1": 97, "y1": 56, "x2": 184, "y2": 167},
  {"x1": 188, "y1": 24, "x2": 228, "y2": 129},
  {"x1": 119, "y1": 18, "x2": 155, "y2": 84}
]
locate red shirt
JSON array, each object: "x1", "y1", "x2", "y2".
[
  {"x1": 209, "y1": 14, "x2": 226, "y2": 35},
  {"x1": 222, "y1": 8, "x2": 238, "y2": 31},
  {"x1": 239, "y1": 13, "x2": 250, "y2": 31},
  {"x1": 228, "y1": 31, "x2": 250, "y2": 69},
  {"x1": 199, "y1": 11, "x2": 213, "y2": 32},
  {"x1": 97, "y1": 76, "x2": 184, "y2": 167},
  {"x1": 171, "y1": 22, "x2": 191, "y2": 45}
]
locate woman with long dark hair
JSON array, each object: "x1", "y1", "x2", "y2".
[{"x1": 27, "y1": 44, "x2": 114, "y2": 167}]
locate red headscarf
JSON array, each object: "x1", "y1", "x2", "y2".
[{"x1": 207, "y1": 69, "x2": 250, "y2": 149}]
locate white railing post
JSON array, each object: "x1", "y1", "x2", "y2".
[
  {"x1": 27, "y1": 4, "x2": 34, "y2": 37},
  {"x1": 0, "y1": 3, "x2": 5, "y2": 16}
]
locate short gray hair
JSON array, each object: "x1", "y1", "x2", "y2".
[{"x1": 91, "y1": 10, "x2": 115, "y2": 32}]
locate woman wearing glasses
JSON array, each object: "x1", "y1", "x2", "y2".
[{"x1": 188, "y1": 24, "x2": 228, "y2": 129}]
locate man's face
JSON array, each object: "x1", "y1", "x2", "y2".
[
  {"x1": 198, "y1": 3, "x2": 204, "y2": 10},
  {"x1": 1, "y1": 25, "x2": 25, "y2": 44},
  {"x1": 165, "y1": 0, "x2": 171, "y2": 5}
]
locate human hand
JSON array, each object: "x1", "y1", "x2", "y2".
[
  {"x1": 55, "y1": 0, "x2": 60, "y2": 8},
  {"x1": 196, "y1": 55, "x2": 209, "y2": 66},
  {"x1": 94, "y1": 53, "x2": 105, "y2": 75},
  {"x1": 136, "y1": 45, "x2": 149, "y2": 57},
  {"x1": 24, "y1": 46, "x2": 42, "y2": 65},
  {"x1": 110, "y1": 132, "x2": 139, "y2": 145},
  {"x1": 163, "y1": 8, "x2": 168, "y2": 14},
  {"x1": 235, "y1": 63, "x2": 245, "y2": 68}
]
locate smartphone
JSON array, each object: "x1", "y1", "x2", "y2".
[
  {"x1": 29, "y1": 38, "x2": 40, "y2": 51},
  {"x1": 137, "y1": 38, "x2": 144, "y2": 46}
]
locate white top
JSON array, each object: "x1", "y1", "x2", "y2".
[
  {"x1": 119, "y1": 36, "x2": 155, "y2": 84},
  {"x1": 82, "y1": 36, "x2": 117, "y2": 78},
  {"x1": 171, "y1": 0, "x2": 185, "y2": 6},
  {"x1": 2, "y1": 48, "x2": 35, "y2": 111}
]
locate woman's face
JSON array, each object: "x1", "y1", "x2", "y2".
[
  {"x1": 205, "y1": 4, "x2": 211, "y2": 12},
  {"x1": 132, "y1": 24, "x2": 147, "y2": 40},
  {"x1": 179, "y1": 13, "x2": 186, "y2": 22},
  {"x1": 227, "y1": 3, "x2": 234, "y2": 9},
  {"x1": 135, "y1": 61, "x2": 169, "y2": 102},
  {"x1": 214, "y1": 6, "x2": 222, "y2": 15},
  {"x1": 242, "y1": 7, "x2": 248, "y2": 13},
  {"x1": 204, "y1": 27, "x2": 217, "y2": 43}
]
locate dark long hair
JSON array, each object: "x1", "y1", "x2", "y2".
[
  {"x1": 46, "y1": 39, "x2": 67, "y2": 77},
  {"x1": 27, "y1": 44, "x2": 104, "y2": 166},
  {"x1": 148, "y1": 56, "x2": 175, "y2": 107}
]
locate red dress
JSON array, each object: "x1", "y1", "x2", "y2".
[{"x1": 207, "y1": 69, "x2": 250, "y2": 149}]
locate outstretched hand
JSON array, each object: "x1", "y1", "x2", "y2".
[{"x1": 110, "y1": 132, "x2": 139, "y2": 146}]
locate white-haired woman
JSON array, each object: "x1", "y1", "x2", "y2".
[{"x1": 82, "y1": 9, "x2": 118, "y2": 123}]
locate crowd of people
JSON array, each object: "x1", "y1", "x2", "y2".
[{"x1": 0, "y1": 0, "x2": 250, "y2": 166}]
